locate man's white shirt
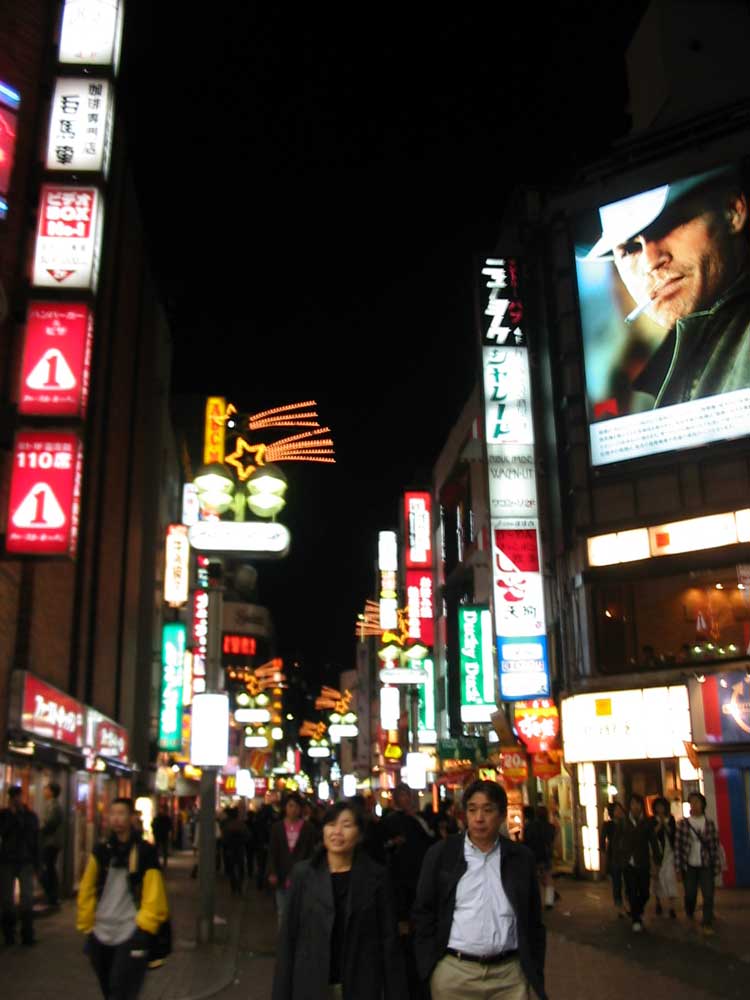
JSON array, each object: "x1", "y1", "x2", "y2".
[{"x1": 447, "y1": 835, "x2": 518, "y2": 955}]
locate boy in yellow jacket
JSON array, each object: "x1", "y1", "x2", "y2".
[{"x1": 77, "y1": 797, "x2": 169, "y2": 999}]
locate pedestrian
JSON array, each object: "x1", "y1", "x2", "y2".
[
  {"x1": 436, "y1": 798, "x2": 459, "y2": 840},
  {"x1": 600, "y1": 801, "x2": 626, "y2": 913},
  {"x1": 77, "y1": 797, "x2": 169, "y2": 999},
  {"x1": 268, "y1": 792, "x2": 318, "y2": 926},
  {"x1": 39, "y1": 780, "x2": 64, "y2": 907},
  {"x1": 0, "y1": 785, "x2": 40, "y2": 946},
  {"x1": 524, "y1": 806, "x2": 556, "y2": 910},
  {"x1": 254, "y1": 793, "x2": 281, "y2": 889},
  {"x1": 244, "y1": 807, "x2": 257, "y2": 881},
  {"x1": 413, "y1": 779, "x2": 546, "y2": 1000},
  {"x1": 674, "y1": 791, "x2": 722, "y2": 936},
  {"x1": 617, "y1": 793, "x2": 661, "y2": 933},
  {"x1": 151, "y1": 806, "x2": 173, "y2": 869},
  {"x1": 650, "y1": 797, "x2": 678, "y2": 918},
  {"x1": 222, "y1": 806, "x2": 249, "y2": 895},
  {"x1": 272, "y1": 800, "x2": 408, "y2": 1000}
]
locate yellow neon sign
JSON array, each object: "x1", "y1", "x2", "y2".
[{"x1": 203, "y1": 397, "x2": 226, "y2": 464}]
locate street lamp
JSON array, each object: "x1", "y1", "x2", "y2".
[
  {"x1": 246, "y1": 464, "x2": 288, "y2": 519},
  {"x1": 193, "y1": 463, "x2": 235, "y2": 515}
]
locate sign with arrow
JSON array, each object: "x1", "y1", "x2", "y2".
[
  {"x1": 5, "y1": 431, "x2": 83, "y2": 556},
  {"x1": 19, "y1": 302, "x2": 93, "y2": 417}
]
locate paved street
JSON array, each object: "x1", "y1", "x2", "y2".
[{"x1": 5, "y1": 855, "x2": 750, "y2": 999}]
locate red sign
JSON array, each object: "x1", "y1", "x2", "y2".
[
  {"x1": 253, "y1": 777, "x2": 268, "y2": 798},
  {"x1": 19, "y1": 673, "x2": 85, "y2": 747},
  {"x1": 405, "y1": 569, "x2": 435, "y2": 646},
  {"x1": 404, "y1": 492, "x2": 432, "y2": 568},
  {"x1": 500, "y1": 749, "x2": 528, "y2": 784},
  {"x1": 5, "y1": 431, "x2": 83, "y2": 556},
  {"x1": 95, "y1": 719, "x2": 129, "y2": 762},
  {"x1": 0, "y1": 104, "x2": 19, "y2": 198},
  {"x1": 514, "y1": 700, "x2": 560, "y2": 753},
  {"x1": 531, "y1": 752, "x2": 561, "y2": 781},
  {"x1": 19, "y1": 302, "x2": 93, "y2": 417},
  {"x1": 222, "y1": 634, "x2": 257, "y2": 657}
]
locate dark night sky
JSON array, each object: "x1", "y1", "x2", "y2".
[{"x1": 118, "y1": 5, "x2": 646, "y2": 681}]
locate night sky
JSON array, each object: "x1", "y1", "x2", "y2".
[{"x1": 119, "y1": 5, "x2": 646, "y2": 682}]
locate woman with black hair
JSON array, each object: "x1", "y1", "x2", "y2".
[
  {"x1": 650, "y1": 797, "x2": 678, "y2": 918},
  {"x1": 272, "y1": 800, "x2": 407, "y2": 1000}
]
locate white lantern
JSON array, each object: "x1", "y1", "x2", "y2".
[{"x1": 190, "y1": 693, "x2": 229, "y2": 766}]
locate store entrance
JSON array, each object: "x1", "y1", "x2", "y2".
[{"x1": 616, "y1": 758, "x2": 681, "y2": 817}]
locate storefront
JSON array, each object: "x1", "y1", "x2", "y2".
[
  {"x1": 688, "y1": 670, "x2": 750, "y2": 887},
  {"x1": 561, "y1": 684, "x2": 699, "y2": 877},
  {"x1": 4, "y1": 671, "x2": 132, "y2": 893}
]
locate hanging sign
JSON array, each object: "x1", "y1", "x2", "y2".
[
  {"x1": 19, "y1": 302, "x2": 93, "y2": 417},
  {"x1": 5, "y1": 431, "x2": 83, "y2": 557},
  {"x1": 32, "y1": 184, "x2": 104, "y2": 290},
  {"x1": 58, "y1": 0, "x2": 125, "y2": 70},
  {"x1": 459, "y1": 606, "x2": 496, "y2": 722},
  {"x1": 159, "y1": 623, "x2": 186, "y2": 751},
  {"x1": 500, "y1": 748, "x2": 529, "y2": 784},
  {"x1": 404, "y1": 492, "x2": 432, "y2": 568},
  {"x1": 0, "y1": 80, "x2": 20, "y2": 219},
  {"x1": 164, "y1": 524, "x2": 190, "y2": 607},
  {"x1": 531, "y1": 751, "x2": 561, "y2": 780},
  {"x1": 14, "y1": 671, "x2": 85, "y2": 748},
  {"x1": 46, "y1": 77, "x2": 114, "y2": 174},
  {"x1": 513, "y1": 699, "x2": 560, "y2": 753}
]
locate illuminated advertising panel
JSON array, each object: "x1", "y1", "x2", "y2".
[
  {"x1": 190, "y1": 693, "x2": 229, "y2": 767},
  {"x1": 561, "y1": 686, "x2": 691, "y2": 764},
  {"x1": 164, "y1": 524, "x2": 189, "y2": 607},
  {"x1": 0, "y1": 81, "x2": 21, "y2": 219},
  {"x1": 159, "y1": 623, "x2": 186, "y2": 750},
  {"x1": 192, "y1": 589, "x2": 208, "y2": 696},
  {"x1": 417, "y1": 658, "x2": 437, "y2": 743},
  {"x1": 32, "y1": 184, "x2": 104, "y2": 290},
  {"x1": 478, "y1": 257, "x2": 550, "y2": 700},
  {"x1": 575, "y1": 160, "x2": 750, "y2": 466},
  {"x1": 404, "y1": 492, "x2": 432, "y2": 568},
  {"x1": 19, "y1": 302, "x2": 93, "y2": 417},
  {"x1": 203, "y1": 396, "x2": 226, "y2": 464},
  {"x1": 513, "y1": 699, "x2": 560, "y2": 753},
  {"x1": 58, "y1": 0, "x2": 125, "y2": 70},
  {"x1": 46, "y1": 77, "x2": 114, "y2": 174},
  {"x1": 5, "y1": 431, "x2": 83, "y2": 557},
  {"x1": 378, "y1": 530, "x2": 398, "y2": 630},
  {"x1": 459, "y1": 607, "x2": 496, "y2": 723},
  {"x1": 15, "y1": 671, "x2": 85, "y2": 747},
  {"x1": 405, "y1": 569, "x2": 434, "y2": 646}
]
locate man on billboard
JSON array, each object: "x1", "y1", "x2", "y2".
[{"x1": 581, "y1": 163, "x2": 750, "y2": 413}]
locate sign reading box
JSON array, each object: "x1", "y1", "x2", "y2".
[
  {"x1": 561, "y1": 685, "x2": 692, "y2": 764},
  {"x1": 19, "y1": 302, "x2": 93, "y2": 418},
  {"x1": 33, "y1": 184, "x2": 104, "y2": 290},
  {"x1": 6, "y1": 431, "x2": 83, "y2": 557},
  {"x1": 46, "y1": 77, "x2": 114, "y2": 175}
]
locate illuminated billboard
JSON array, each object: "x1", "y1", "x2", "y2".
[
  {"x1": 58, "y1": 0, "x2": 125, "y2": 70},
  {"x1": 32, "y1": 184, "x2": 104, "y2": 290},
  {"x1": 0, "y1": 80, "x2": 20, "y2": 219},
  {"x1": 164, "y1": 524, "x2": 189, "y2": 607},
  {"x1": 575, "y1": 160, "x2": 750, "y2": 466},
  {"x1": 159, "y1": 623, "x2": 186, "y2": 751},
  {"x1": 19, "y1": 302, "x2": 93, "y2": 417},
  {"x1": 5, "y1": 431, "x2": 83, "y2": 557},
  {"x1": 459, "y1": 607, "x2": 496, "y2": 723},
  {"x1": 46, "y1": 77, "x2": 114, "y2": 174},
  {"x1": 404, "y1": 492, "x2": 432, "y2": 568}
]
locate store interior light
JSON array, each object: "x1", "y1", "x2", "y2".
[
  {"x1": 271, "y1": 726, "x2": 284, "y2": 740},
  {"x1": 739, "y1": 584, "x2": 746, "y2": 591},
  {"x1": 695, "y1": 673, "x2": 706, "y2": 684},
  {"x1": 716, "y1": 583, "x2": 724, "y2": 590},
  {"x1": 720, "y1": 678, "x2": 729, "y2": 688}
]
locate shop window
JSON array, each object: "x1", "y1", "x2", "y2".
[{"x1": 593, "y1": 565, "x2": 750, "y2": 675}]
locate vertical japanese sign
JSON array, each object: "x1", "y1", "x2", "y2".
[
  {"x1": 406, "y1": 569, "x2": 434, "y2": 646},
  {"x1": 19, "y1": 302, "x2": 93, "y2": 417},
  {"x1": 418, "y1": 657, "x2": 437, "y2": 743},
  {"x1": 459, "y1": 607, "x2": 496, "y2": 722},
  {"x1": 404, "y1": 492, "x2": 432, "y2": 568},
  {"x1": 32, "y1": 184, "x2": 104, "y2": 290},
  {"x1": 378, "y1": 530, "x2": 398, "y2": 630},
  {"x1": 159, "y1": 623, "x2": 186, "y2": 751},
  {"x1": 478, "y1": 257, "x2": 550, "y2": 699},
  {"x1": 5, "y1": 431, "x2": 83, "y2": 556},
  {"x1": 203, "y1": 396, "x2": 227, "y2": 464},
  {"x1": 164, "y1": 524, "x2": 190, "y2": 608},
  {"x1": 0, "y1": 80, "x2": 21, "y2": 219},
  {"x1": 58, "y1": 0, "x2": 125, "y2": 71},
  {"x1": 46, "y1": 77, "x2": 114, "y2": 175}
]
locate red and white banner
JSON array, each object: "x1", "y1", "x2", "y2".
[
  {"x1": 19, "y1": 302, "x2": 93, "y2": 417},
  {"x1": 404, "y1": 492, "x2": 432, "y2": 568},
  {"x1": 513, "y1": 699, "x2": 560, "y2": 753},
  {"x1": 32, "y1": 184, "x2": 103, "y2": 290},
  {"x1": 5, "y1": 431, "x2": 83, "y2": 556},
  {"x1": 406, "y1": 569, "x2": 434, "y2": 646},
  {"x1": 19, "y1": 672, "x2": 86, "y2": 748}
]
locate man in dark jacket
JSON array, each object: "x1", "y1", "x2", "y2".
[
  {"x1": 616, "y1": 793, "x2": 661, "y2": 933},
  {"x1": 151, "y1": 807, "x2": 173, "y2": 868},
  {"x1": 0, "y1": 786, "x2": 39, "y2": 946},
  {"x1": 413, "y1": 780, "x2": 546, "y2": 1000},
  {"x1": 40, "y1": 780, "x2": 64, "y2": 906}
]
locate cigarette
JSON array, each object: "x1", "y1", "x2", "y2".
[{"x1": 625, "y1": 298, "x2": 651, "y2": 325}]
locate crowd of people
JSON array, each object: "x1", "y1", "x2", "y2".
[{"x1": 600, "y1": 791, "x2": 722, "y2": 935}]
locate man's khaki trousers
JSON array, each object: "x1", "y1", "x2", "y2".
[{"x1": 430, "y1": 953, "x2": 533, "y2": 1000}]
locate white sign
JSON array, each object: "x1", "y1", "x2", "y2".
[
  {"x1": 406, "y1": 752, "x2": 428, "y2": 790},
  {"x1": 378, "y1": 531, "x2": 398, "y2": 571},
  {"x1": 562, "y1": 686, "x2": 692, "y2": 764},
  {"x1": 235, "y1": 708, "x2": 270, "y2": 724},
  {"x1": 379, "y1": 667, "x2": 427, "y2": 685},
  {"x1": 188, "y1": 520, "x2": 290, "y2": 557},
  {"x1": 190, "y1": 693, "x2": 229, "y2": 767},
  {"x1": 33, "y1": 185, "x2": 104, "y2": 290},
  {"x1": 182, "y1": 484, "x2": 200, "y2": 526},
  {"x1": 236, "y1": 770, "x2": 255, "y2": 798},
  {"x1": 483, "y1": 346, "x2": 534, "y2": 446},
  {"x1": 46, "y1": 77, "x2": 113, "y2": 174},
  {"x1": 380, "y1": 685, "x2": 400, "y2": 729},
  {"x1": 59, "y1": 0, "x2": 125, "y2": 70},
  {"x1": 487, "y1": 446, "x2": 538, "y2": 519},
  {"x1": 164, "y1": 524, "x2": 189, "y2": 608}
]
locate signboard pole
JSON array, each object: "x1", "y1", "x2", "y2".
[{"x1": 197, "y1": 566, "x2": 224, "y2": 944}]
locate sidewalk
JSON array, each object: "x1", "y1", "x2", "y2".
[{"x1": 8, "y1": 850, "x2": 271, "y2": 1000}]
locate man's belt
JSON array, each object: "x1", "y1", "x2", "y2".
[{"x1": 445, "y1": 947, "x2": 519, "y2": 965}]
